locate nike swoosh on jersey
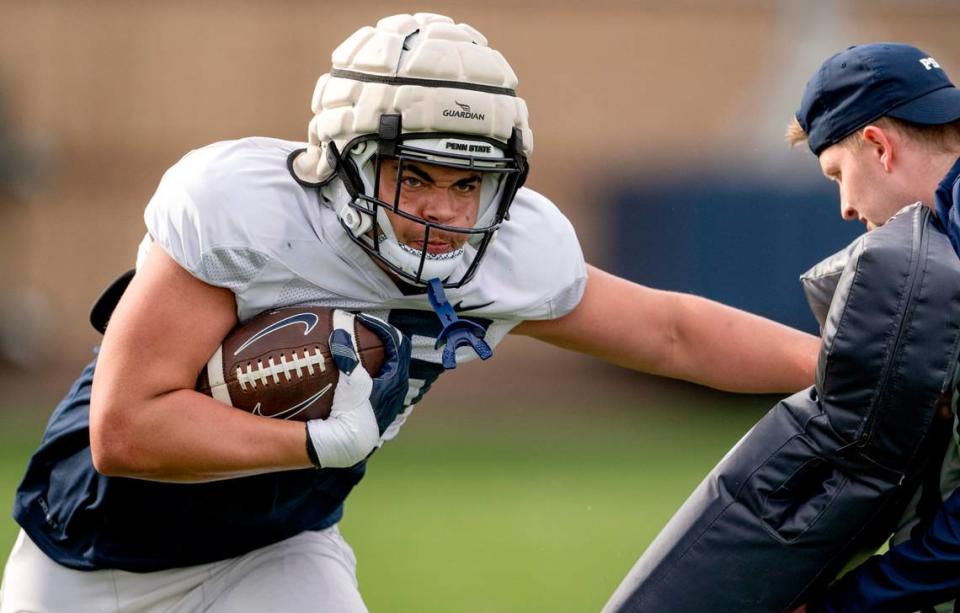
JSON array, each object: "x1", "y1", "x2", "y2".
[
  {"x1": 233, "y1": 312, "x2": 320, "y2": 356},
  {"x1": 452, "y1": 300, "x2": 494, "y2": 313},
  {"x1": 252, "y1": 383, "x2": 333, "y2": 420}
]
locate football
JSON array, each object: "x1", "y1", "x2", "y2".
[{"x1": 196, "y1": 307, "x2": 385, "y2": 421}]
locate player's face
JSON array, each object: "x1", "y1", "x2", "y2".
[
  {"x1": 377, "y1": 159, "x2": 482, "y2": 254},
  {"x1": 818, "y1": 140, "x2": 910, "y2": 231}
]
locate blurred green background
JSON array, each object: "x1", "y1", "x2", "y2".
[{"x1": 0, "y1": 392, "x2": 771, "y2": 612}]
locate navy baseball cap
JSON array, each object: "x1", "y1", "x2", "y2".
[{"x1": 797, "y1": 43, "x2": 960, "y2": 155}]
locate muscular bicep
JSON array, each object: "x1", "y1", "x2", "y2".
[
  {"x1": 91, "y1": 243, "x2": 237, "y2": 417},
  {"x1": 87, "y1": 244, "x2": 313, "y2": 480}
]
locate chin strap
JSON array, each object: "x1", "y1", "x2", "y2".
[{"x1": 426, "y1": 278, "x2": 492, "y2": 369}]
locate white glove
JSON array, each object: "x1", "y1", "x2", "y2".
[{"x1": 306, "y1": 311, "x2": 380, "y2": 468}]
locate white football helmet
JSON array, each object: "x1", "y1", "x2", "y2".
[{"x1": 290, "y1": 13, "x2": 533, "y2": 288}]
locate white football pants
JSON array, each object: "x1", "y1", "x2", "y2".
[{"x1": 0, "y1": 526, "x2": 367, "y2": 613}]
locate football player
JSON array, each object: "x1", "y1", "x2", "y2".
[{"x1": 0, "y1": 13, "x2": 818, "y2": 613}]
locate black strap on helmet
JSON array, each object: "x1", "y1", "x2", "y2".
[
  {"x1": 326, "y1": 141, "x2": 363, "y2": 199},
  {"x1": 377, "y1": 114, "x2": 401, "y2": 158}
]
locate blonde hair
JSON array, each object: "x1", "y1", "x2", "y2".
[
  {"x1": 785, "y1": 117, "x2": 808, "y2": 148},
  {"x1": 786, "y1": 116, "x2": 960, "y2": 153}
]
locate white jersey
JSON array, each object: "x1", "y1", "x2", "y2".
[
  {"x1": 138, "y1": 137, "x2": 587, "y2": 438},
  {"x1": 6, "y1": 137, "x2": 587, "y2": 583}
]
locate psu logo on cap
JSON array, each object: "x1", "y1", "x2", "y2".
[{"x1": 920, "y1": 57, "x2": 941, "y2": 70}]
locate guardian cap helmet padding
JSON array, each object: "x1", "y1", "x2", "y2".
[{"x1": 290, "y1": 13, "x2": 532, "y2": 287}]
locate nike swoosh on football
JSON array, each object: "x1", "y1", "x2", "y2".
[
  {"x1": 233, "y1": 312, "x2": 320, "y2": 356},
  {"x1": 252, "y1": 383, "x2": 333, "y2": 420},
  {"x1": 452, "y1": 300, "x2": 494, "y2": 312}
]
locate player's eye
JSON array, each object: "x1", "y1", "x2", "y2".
[
  {"x1": 453, "y1": 177, "x2": 480, "y2": 193},
  {"x1": 400, "y1": 175, "x2": 425, "y2": 189}
]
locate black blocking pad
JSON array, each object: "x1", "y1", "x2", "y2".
[{"x1": 603, "y1": 205, "x2": 960, "y2": 613}]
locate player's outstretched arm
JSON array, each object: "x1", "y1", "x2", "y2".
[
  {"x1": 512, "y1": 264, "x2": 819, "y2": 393},
  {"x1": 90, "y1": 244, "x2": 318, "y2": 481}
]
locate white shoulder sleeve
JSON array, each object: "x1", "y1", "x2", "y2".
[
  {"x1": 143, "y1": 143, "x2": 271, "y2": 291},
  {"x1": 481, "y1": 188, "x2": 587, "y2": 321}
]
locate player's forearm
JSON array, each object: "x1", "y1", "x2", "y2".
[
  {"x1": 90, "y1": 387, "x2": 313, "y2": 482},
  {"x1": 514, "y1": 265, "x2": 819, "y2": 393},
  {"x1": 670, "y1": 294, "x2": 819, "y2": 393}
]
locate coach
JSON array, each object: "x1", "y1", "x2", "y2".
[{"x1": 789, "y1": 43, "x2": 960, "y2": 612}]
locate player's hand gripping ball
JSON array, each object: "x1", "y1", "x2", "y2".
[{"x1": 196, "y1": 307, "x2": 388, "y2": 421}]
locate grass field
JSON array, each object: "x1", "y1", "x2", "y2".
[{"x1": 0, "y1": 398, "x2": 770, "y2": 612}]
